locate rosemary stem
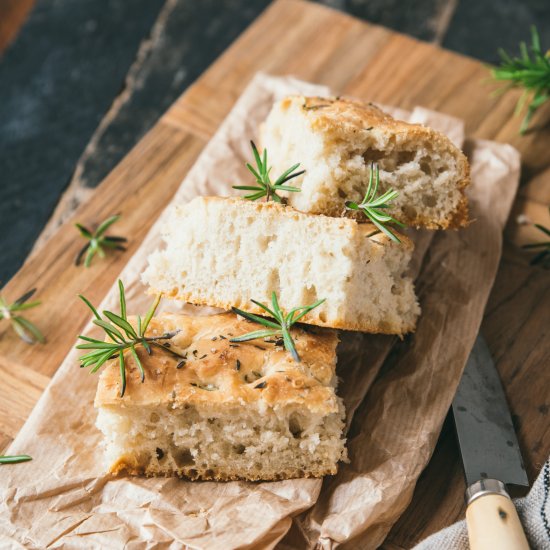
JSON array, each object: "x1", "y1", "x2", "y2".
[
  {"x1": 143, "y1": 330, "x2": 180, "y2": 342},
  {"x1": 148, "y1": 341, "x2": 187, "y2": 358}
]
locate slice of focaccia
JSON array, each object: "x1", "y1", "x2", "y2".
[
  {"x1": 142, "y1": 196, "x2": 420, "y2": 335},
  {"x1": 261, "y1": 95, "x2": 470, "y2": 229},
  {"x1": 95, "y1": 312, "x2": 346, "y2": 481}
]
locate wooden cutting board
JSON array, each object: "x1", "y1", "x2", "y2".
[{"x1": 1, "y1": 0, "x2": 548, "y2": 547}]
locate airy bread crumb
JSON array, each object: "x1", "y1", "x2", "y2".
[
  {"x1": 142, "y1": 197, "x2": 420, "y2": 335},
  {"x1": 262, "y1": 95, "x2": 470, "y2": 229},
  {"x1": 95, "y1": 313, "x2": 347, "y2": 481}
]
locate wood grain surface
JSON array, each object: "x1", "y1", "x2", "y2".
[
  {"x1": 0, "y1": 0, "x2": 34, "y2": 52},
  {"x1": 1, "y1": 1, "x2": 548, "y2": 547}
]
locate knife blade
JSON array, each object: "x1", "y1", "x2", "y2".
[
  {"x1": 452, "y1": 334, "x2": 529, "y2": 550},
  {"x1": 453, "y1": 334, "x2": 528, "y2": 488}
]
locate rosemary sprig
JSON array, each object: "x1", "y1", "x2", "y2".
[
  {"x1": 0, "y1": 455, "x2": 32, "y2": 465},
  {"x1": 344, "y1": 162, "x2": 405, "y2": 243},
  {"x1": 0, "y1": 288, "x2": 44, "y2": 344},
  {"x1": 522, "y1": 210, "x2": 550, "y2": 268},
  {"x1": 76, "y1": 280, "x2": 185, "y2": 397},
  {"x1": 230, "y1": 292, "x2": 325, "y2": 362},
  {"x1": 232, "y1": 141, "x2": 305, "y2": 203},
  {"x1": 75, "y1": 214, "x2": 128, "y2": 267},
  {"x1": 491, "y1": 26, "x2": 550, "y2": 134}
]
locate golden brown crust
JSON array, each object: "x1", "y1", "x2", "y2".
[
  {"x1": 297, "y1": 95, "x2": 406, "y2": 131},
  {"x1": 282, "y1": 96, "x2": 471, "y2": 229},
  {"x1": 108, "y1": 456, "x2": 337, "y2": 481},
  {"x1": 95, "y1": 312, "x2": 340, "y2": 414},
  {"x1": 146, "y1": 288, "x2": 416, "y2": 335}
]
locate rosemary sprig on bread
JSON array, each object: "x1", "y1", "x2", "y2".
[
  {"x1": 232, "y1": 141, "x2": 304, "y2": 202},
  {"x1": 230, "y1": 291, "x2": 325, "y2": 362},
  {"x1": 491, "y1": 26, "x2": 550, "y2": 134},
  {"x1": 0, "y1": 288, "x2": 44, "y2": 344},
  {"x1": 75, "y1": 214, "x2": 128, "y2": 267},
  {"x1": 345, "y1": 162, "x2": 405, "y2": 243},
  {"x1": 76, "y1": 280, "x2": 185, "y2": 397}
]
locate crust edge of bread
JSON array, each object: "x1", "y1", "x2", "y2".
[
  {"x1": 108, "y1": 457, "x2": 338, "y2": 481},
  {"x1": 144, "y1": 288, "x2": 418, "y2": 336}
]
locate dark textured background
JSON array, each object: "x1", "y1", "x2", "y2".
[{"x1": 1, "y1": 0, "x2": 549, "y2": 283}]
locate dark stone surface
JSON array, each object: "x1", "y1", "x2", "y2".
[
  {"x1": 76, "y1": 0, "x2": 271, "y2": 191},
  {"x1": 317, "y1": 0, "x2": 449, "y2": 41},
  {"x1": 0, "y1": 0, "x2": 165, "y2": 284},
  {"x1": 443, "y1": 0, "x2": 550, "y2": 64}
]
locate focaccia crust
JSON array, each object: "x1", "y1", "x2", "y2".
[{"x1": 95, "y1": 312, "x2": 340, "y2": 415}]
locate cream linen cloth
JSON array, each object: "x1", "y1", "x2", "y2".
[{"x1": 415, "y1": 458, "x2": 550, "y2": 549}]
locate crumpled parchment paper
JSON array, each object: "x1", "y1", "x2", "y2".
[{"x1": 0, "y1": 74, "x2": 520, "y2": 550}]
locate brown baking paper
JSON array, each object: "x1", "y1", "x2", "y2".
[{"x1": 0, "y1": 74, "x2": 520, "y2": 549}]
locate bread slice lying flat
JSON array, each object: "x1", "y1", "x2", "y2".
[
  {"x1": 142, "y1": 197, "x2": 420, "y2": 335},
  {"x1": 261, "y1": 95, "x2": 470, "y2": 229},
  {"x1": 95, "y1": 312, "x2": 347, "y2": 480}
]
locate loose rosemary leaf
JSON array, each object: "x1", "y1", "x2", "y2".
[
  {"x1": 491, "y1": 26, "x2": 550, "y2": 134},
  {"x1": 0, "y1": 287, "x2": 44, "y2": 344},
  {"x1": 0, "y1": 455, "x2": 32, "y2": 465},
  {"x1": 75, "y1": 214, "x2": 128, "y2": 267},
  {"x1": 522, "y1": 209, "x2": 550, "y2": 268}
]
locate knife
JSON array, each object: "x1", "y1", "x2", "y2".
[{"x1": 452, "y1": 334, "x2": 530, "y2": 550}]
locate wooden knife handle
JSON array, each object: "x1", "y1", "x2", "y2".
[{"x1": 465, "y1": 480, "x2": 529, "y2": 550}]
